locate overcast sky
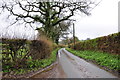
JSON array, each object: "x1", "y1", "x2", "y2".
[
  {"x1": 71, "y1": 0, "x2": 119, "y2": 40},
  {"x1": 0, "y1": 0, "x2": 119, "y2": 40}
]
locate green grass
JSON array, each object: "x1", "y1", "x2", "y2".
[
  {"x1": 66, "y1": 48, "x2": 119, "y2": 71},
  {"x1": 27, "y1": 48, "x2": 59, "y2": 69},
  {"x1": 0, "y1": 54, "x2": 2, "y2": 60},
  {"x1": 0, "y1": 42, "x2": 2, "y2": 45}
]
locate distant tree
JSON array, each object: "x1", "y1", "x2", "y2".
[
  {"x1": 60, "y1": 36, "x2": 79, "y2": 45},
  {"x1": 86, "y1": 38, "x2": 90, "y2": 40},
  {"x1": 68, "y1": 36, "x2": 79, "y2": 44}
]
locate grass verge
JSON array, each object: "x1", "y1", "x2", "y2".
[
  {"x1": 66, "y1": 48, "x2": 119, "y2": 72},
  {"x1": 3, "y1": 48, "x2": 60, "y2": 75}
]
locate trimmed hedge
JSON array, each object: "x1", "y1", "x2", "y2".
[{"x1": 69, "y1": 32, "x2": 120, "y2": 54}]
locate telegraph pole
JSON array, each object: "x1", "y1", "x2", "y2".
[{"x1": 73, "y1": 23, "x2": 75, "y2": 49}]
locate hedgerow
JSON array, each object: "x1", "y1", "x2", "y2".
[
  {"x1": 69, "y1": 32, "x2": 120, "y2": 54},
  {"x1": 1, "y1": 38, "x2": 58, "y2": 75}
]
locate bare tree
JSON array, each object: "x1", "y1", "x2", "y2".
[{"x1": 0, "y1": 0, "x2": 100, "y2": 42}]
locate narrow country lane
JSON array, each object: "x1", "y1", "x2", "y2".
[
  {"x1": 58, "y1": 48, "x2": 118, "y2": 78},
  {"x1": 32, "y1": 48, "x2": 118, "y2": 78}
]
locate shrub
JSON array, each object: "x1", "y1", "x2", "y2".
[
  {"x1": 2, "y1": 38, "x2": 28, "y2": 69},
  {"x1": 52, "y1": 43, "x2": 58, "y2": 49},
  {"x1": 58, "y1": 44, "x2": 66, "y2": 48},
  {"x1": 30, "y1": 39, "x2": 53, "y2": 60}
]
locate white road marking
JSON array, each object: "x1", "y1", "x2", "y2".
[
  {"x1": 58, "y1": 52, "x2": 61, "y2": 57},
  {"x1": 58, "y1": 50, "x2": 61, "y2": 58}
]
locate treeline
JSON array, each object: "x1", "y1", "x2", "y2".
[{"x1": 69, "y1": 32, "x2": 120, "y2": 55}]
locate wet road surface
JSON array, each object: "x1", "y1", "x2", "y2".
[
  {"x1": 58, "y1": 48, "x2": 118, "y2": 78},
  {"x1": 32, "y1": 48, "x2": 118, "y2": 78}
]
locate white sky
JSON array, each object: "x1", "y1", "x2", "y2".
[
  {"x1": 0, "y1": 0, "x2": 119, "y2": 40},
  {"x1": 71, "y1": 0, "x2": 119, "y2": 40}
]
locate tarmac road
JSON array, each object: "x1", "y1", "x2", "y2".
[
  {"x1": 58, "y1": 48, "x2": 118, "y2": 78},
  {"x1": 31, "y1": 48, "x2": 118, "y2": 78}
]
